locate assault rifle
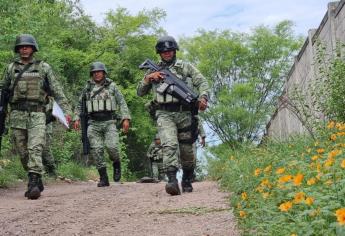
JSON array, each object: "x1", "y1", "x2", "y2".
[
  {"x1": 139, "y1": 59, "x2": 198, "y2": 106},
  {"x1": 139, "y1": 59, "x2": 200, "y2": 143},
  {"x1": 0, "y1": 89, "x2": 9, "y2": 152},
  {"x1": 80, "y1": 92, "x2": 90, "y2": 155}
]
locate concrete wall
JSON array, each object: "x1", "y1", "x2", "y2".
[{"x1": 266, "y1": 0, "x2": 345, "y2": 139}]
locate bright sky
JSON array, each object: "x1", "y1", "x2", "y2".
[{"x1": 80, "y1": 0, "x2": 332, "y2": 38}]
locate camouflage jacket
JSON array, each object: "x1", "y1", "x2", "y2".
[
  {"x1": 76, "y1": 78, "x2": 131, "y2": 122},
  {"x1": 137, "y1": 59, "x2": 209, "y2": 104},
  {"x1": 1, "y1": 58, "x2": 72, "y2": 115},
  {"x1": 146, "y1": 141, "x2": 163, "y2": 161}
]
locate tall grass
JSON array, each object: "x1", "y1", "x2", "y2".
[{"x1": 208, "y1": 122, "x2": 345, "y2": 235}]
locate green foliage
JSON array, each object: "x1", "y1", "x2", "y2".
[
  {"x1": 0, "y1": 156, "x2": 26, "y2": 188},
  {"x1": 313, "y1": 41, "x2": 345, "y2": 121},
  {"x1": 57, "y1": 162, "x2": 91, "y2": 181},
  {"x1": 181, "y1": 21, "x2": 303, "y2": 146},
  {"x1": 208, "y1": 123, "x2": 345, "y2": 235}
]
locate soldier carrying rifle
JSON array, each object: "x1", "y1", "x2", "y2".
[
  {"x1": 137, "y1": 36, "x2": 209, "y2": 195},
  {"x1": 74, "y1": 62, "x2": 131, "y2": 187}
]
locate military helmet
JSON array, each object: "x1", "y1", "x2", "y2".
[
  {"x1": 155, "y1": 36, "x2": 179, "y2": 53},
  {"x1": 14, "y1": 34, "x2": 39, "y2": 53},
  {"x1": 90, "y1": 61, "x2": 108, "y2": 76}
]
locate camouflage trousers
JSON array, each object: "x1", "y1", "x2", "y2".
[
  {"x1": 42, "y1": 122, "x2": 56, "y2": 172},
  {"x1": 10, "y1": 110, "x2": 46, "y2": 175},
  {"x1": 151, "y1": 160, "x2": 164, "y2": 180},
  {"x1": 156, "y1": 110, "x2": 195, "y2": 171},
  {"x1": 87, "y1": 119, "x2": 120, "y2": 169}
]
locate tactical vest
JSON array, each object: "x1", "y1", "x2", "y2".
[
  {"x1": 154, "y1": 60, "x2": 194, "y2": 104},
  {"x1": 10, "y1": 62, "x2": 46, "y2": 105},
  {"x1": 85, "y1": 81, "x2": 117, "y2": 114}
]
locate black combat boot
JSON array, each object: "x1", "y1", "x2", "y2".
[
  {"x1": 25, "y1": 173, "x2": 42, "y2": 200},
  {"x1": 97, "y1": 167, "x2": 110, "y2": 187},
  {"x1": 182, "y1": 167, "x2": 194, "y2": 193},
  {"x1": 165, "y1": 166, "x2": 181, "y2": 196},
  {"x1": 113, "y1": 160, "x2": 121, "y2": 182},
  {"x1": 46, "y1": 165, "x2": 57, "y2": 178}
]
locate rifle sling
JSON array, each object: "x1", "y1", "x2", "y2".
[{"x1": 90, "y1": 81, "x2": 110, "y2": 99}]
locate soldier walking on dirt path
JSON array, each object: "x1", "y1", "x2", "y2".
[
  {"x1": 74, "y1": 62, "x2": 131, "y2": 187},
  {"x1": 137, "y1": 36, "x2": 209, "y2": 195},
  {"x1": 0, "y1": 34, "x2": 73, "y2": 199},
  {"x1": 147, "y1": 134, "x2": 165, "y2": 182}
]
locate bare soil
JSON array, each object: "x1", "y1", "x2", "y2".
[{"x1": 0, "y1": 180, "x2": 239, "y2": 236}]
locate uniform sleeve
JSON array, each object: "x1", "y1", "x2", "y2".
[
  {"x1": 112, "y1": 83, "x2": 131, "y2": 121},
  {"x1": 186, "y1": 62, "x2": 210, "y2": 100},
  {"x1": 43, "y1": 62, "x2": 72, "y2": 116},
  {"x1": 0, "y1": 64, "x2": 13, "y2": 90},
  {"x1": 136, "y1": 72, "x2": 152, "y2": 97}
]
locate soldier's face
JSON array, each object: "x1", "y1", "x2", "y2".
[
  {"x1": 18, "y1": 45, "x2": 34, "y2": 59},
  {"x1": 92, "y1": 70, "x2": 105, "y2": 83},
  {"x1": 160, "y1": 50, "x2": 175, "y2": 62},
  {"x1": 155, "y1": 139, "x2": 161, "y2": 145}
]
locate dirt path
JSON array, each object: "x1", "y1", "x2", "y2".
[{"x1": 0, "y1": 180, "x2": 239, "y2": 236}]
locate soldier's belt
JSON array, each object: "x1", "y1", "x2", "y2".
[
  {"x1": 89, "y1": 112, "x2": 114, "y2": 121},
  {"x1": 11, "y1": 103, "x2": 45, "y2": 112},
  {"x1": 157, "y1": 103, "x2": 191, "y2": 112}
]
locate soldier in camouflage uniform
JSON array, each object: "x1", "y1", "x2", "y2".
[
  {"x1": 192, "y1": 122, "x2": 206, "y2": 182},
  {"x1": 0, "y1": 34, "x2": 72, "y2": 199},
  {"x1": 137, "y1": 36, "x2": 209, "y2": 195},
  {"x1": 146, "y1": 134, "x2": 165, "y2": 181},
  {"x1": 74, "y1": 62, "x2": 131, "y2": 187}
]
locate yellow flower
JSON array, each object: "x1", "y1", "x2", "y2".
[
  {"x1": 330, "y1": 134, "x2": 337, "y2": 141},
  {"x1": 260, "y1": 179, "x2": 272, "y2": 189},
  {"x1": 305, "y1": 197, "x2": 314, "y2": 205},
  {"x1": 262, "y1": 192, "x2": 270, "y2": 199},
  {"x1": 327, "y1": 121, "x2": 335, "y2": 129},
  {"x1": 335, "y1": 208, "x2": 345, "y2": 225},
  {"x1": 306, "y1": 148, "x2": 312, "y2": 153},
  {"x1": 279, "y1": 175, "x2": 293, "y2": 183},
  {"x1": 241, "y1": 192, "x2": 248, "y2": 200},
  {"x1": 341, "y1": 159, "x2": 345, "y2": 169},
  {"x1": 324, "y1": 157, "x2": 335, "y2": 167},
  {"x1": 316, "y1": 148, "x2": 325, "y2": 154},
  {"x1": 293, "y1": 173, "x2": 304, "y2": 186},
  {"x1": 264, "y1": 165, "x2": 272, "y2": 173},
  {"x1": 279, "y1": 201, "x2": 293, "y2": 212},
  {"x1": 311, "y1": 155, "x2": 320, "y2": 161},
  {"x1": 293, "y1": 192, "x2": 305, "y2": 204},
  {"x1": 325, "y1": 179, "x2": 333, "y2": 185},
  {"x1": 254, "y1": 168, "x2": 261, "y2": 176},
  {"x1": 239, "y1": 210, "x2": 246, "y2": 218},
  {"x1": 328, "y1": 149, "x2": 342, "y2": 158},
  {"x1": 307, "y1": 178, "x2": 316, "y2": 185},
  {"x1": 276, "y1": 167, "x2": 285, "y2": 174}
]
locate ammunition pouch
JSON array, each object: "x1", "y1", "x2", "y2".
[
  {"x1": 157, "y1": 103, "x2": 191, "y2": 112},
  {"x1": 11, "y1": 102, "x2": 45, "y2": 112},
  {"x1": 89, "y1": 112, "x2": 114, "y2": 121}
]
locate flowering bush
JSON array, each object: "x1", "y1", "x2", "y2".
[{"x1": 208, "y1": 121, "x2": 345, "y2": 235}]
